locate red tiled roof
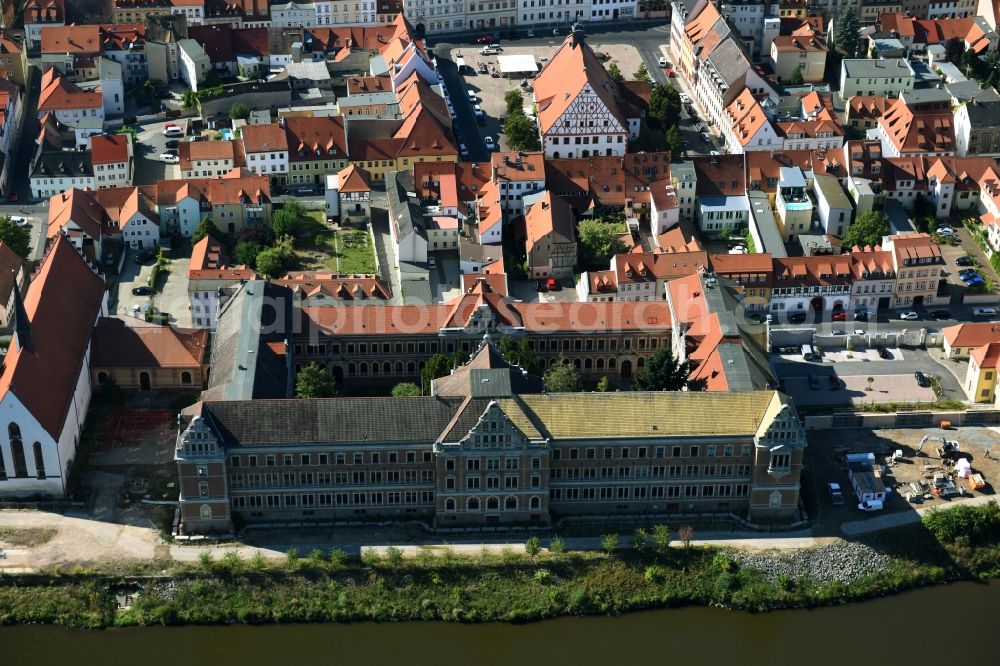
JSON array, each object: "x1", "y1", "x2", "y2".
[
  {"x1": 0, "y1": 236, "x2": 105, "y2": 439},
  {"x1": 90, "y1": 133, "x2": 130, "y2": 165},
  {"x1": 943, "y1": 322, "x2": 1000, "y2": 348},
  {"x1": 91, "y1": 317, "x2": 208, "y2": 368}
]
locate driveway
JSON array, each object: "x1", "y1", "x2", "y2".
[
  {"x1": 429, "y1": 249, "x2": 461, "y2": 303},
  {"x1": 132, "y1": 119, "x2": 183, "y2": 186},
  {"x1": 155, "y1": 254, "x2": 191, "y2": 327},
  {"x1": 114, "y1": 249, "x2": 156, "y2": 316}
]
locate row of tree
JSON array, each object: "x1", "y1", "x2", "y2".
[
  {"x1": 294, "y1": 338, "x2": 692, "y2": 398},
  {"x1": 502, "y1": 89, "x2": 541, "y2": 152}
]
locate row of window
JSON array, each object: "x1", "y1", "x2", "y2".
[
  {"x1": 553, "y1": 444, "x2": 751, "y2": 460},
  {"x1": 550, "y1": 463, "x2": 751, "y2": 480},
  {"x1": 231, "y1": 450, "x2": 434, "y2": 467},
  {"x1": 229, "y1": 469, "x2": 436, "y2": 488},
  {"x1": 550, "y1": 483, "x2": 750, "y2": 500},
  {"x1": 232, "y1": 489, "x2": 435, "y2": 509}
]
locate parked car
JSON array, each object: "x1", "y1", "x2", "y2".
[
  {"x1": 937, "y1": 226, "x2": 956, "y2": 235},
  {"x1": 476, "y1": 35, "x2": 494, "y2": 44},
  {"x1": 832, "y1": 311, "x2": 847, "y2": 321},
  {"x1": 964, "y1": 275, "x2": 985, "y2": 287},
  {"x1": 955, "y1": 255, "x2": 973, "y2": 266},
  {"x1": 679, "y1": 92, "x2": 690, "y2": 103},
  {"x1": 526, "y1": 29, "x2": 536, "y2": 37},
  {"x1": 428, "y1": 256, "x2": 437, "y2": 269},
  {"x1": 829, "y1": 374, "x2": 844, "y2": 390},
  {"x1": 898, "y1": 311, "x2": 918, "y2": 320},
  {"x1": 854, "y1": 310, "x2": 870, "y2": 322},
  {"x1": 164, "y1": 139, "x2": 179, "y2": 149},
  {"x1": 973, "y1": 306, "x2": 998, "y2": 317},
  {"x1": 162, "y1": 124, "x2": 183, "y2": 137},
  {"x1": 536, "y1": 279, "x2": 548, "y2": 292},
  {"x1": 103, "y1": 251, "x2": 116, "y2": 267},
  {"x1": 131, "y1": 285, "x2": 153, "y2": 296},
  {"x1": 788, "y1": 312, "x2": 807, "y2": 324},
  {"x1": 809, "y1": 374, "x2": 822, "y2": 390},
  {"x1": 666, "y1": 67, "x2": 675, "y2": 77},
  {"x1": 857, "y1": 499, "x2": 884, "y2": 512},
  {"x1": 10, "y1": 215, "x2": 30, "y2": 228},
  {"x1": 658, "y1": 56, "x2": 668, "y2": 67},
  {"x1": 480, "y1": 47, "x2": 500, "y2": 55},
  {"x1": 161, "y1": 152, "x2": 180, "y2": 163},
  {"x1": 914, "y1": 370, "x2": 930, "y2": 387},
  {"x1": 832, "y1": 329, "x2": 846, "y2": 336},
  {"x1": 473, "y1": 104, "x2": 485, "y2": 121},
  {"x1": 133, "y1": 249, "x2": 154, "y2": 264},
  {"x1": 960, "y1": 269, "x2": 979, "y2": 278},
  {"x1": 827, "y1": 482, "x2": 845, "y2": 506},
  {"x1": 467, "y1": 89, "x2": 477, "y2": 103},
  {"x1": 484, "y1": 136, "x2": 496, "y2": 151},
  {"x1": 929, "y1": 309, "x2": 952, "y2": 319},
  {"x1": 6, "y1": 192, "x2": 17, "y2": 202},
  {"x1": 876, "y1": 346, "x2": 893, "y2": 359},
  {"x1": 459, "y1": 143, "x2": 469, "y2": 157},
  {"x1": 546, "y1": 277, "x2": 560, "y2": 291}
]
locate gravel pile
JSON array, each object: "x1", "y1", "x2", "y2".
[{"x1": 732, "y1": 541, "x2": 892, "y2": 583}]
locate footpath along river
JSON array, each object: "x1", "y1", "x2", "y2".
[{"x1": 4, "y1": 579, "x2": 998, "y2": 664}]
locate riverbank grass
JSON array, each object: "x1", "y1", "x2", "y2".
[{"x1": 2, "y1": 504, "x2": 1000, "y2": 629}]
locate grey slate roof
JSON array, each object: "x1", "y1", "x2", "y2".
[
  {"x1": 32, "y1": 150, "x2": 93, "y2": 178},
  {"x1": 387, "y1": 170, "x2": 425, "y2": 242},
  {"x1": 202, "y1": 396, "x2": 467, "y2": 446},
  {"x1": 203, "y1": 280, "x2": 293, "y2": 401}
]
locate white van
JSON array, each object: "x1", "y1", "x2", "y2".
[
  {"x1": 973, "y1": 307, "x2": 997, "y2": 317},
  {"x1": 162, "y1": 124, "x2": 183, "y2": 137},
  {"x1": 801, "y1": 344, "x2": 816, "y2": 361}
]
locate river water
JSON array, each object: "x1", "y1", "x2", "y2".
[{"x1": 4, "y1": 581, "x2": 998, "y2": 665}]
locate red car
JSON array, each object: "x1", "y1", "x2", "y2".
[
  {"x1": 832, "y1": 311, "x2": 847, "y2": 321},
  {"x1": 476, "y1": 35, "x2": 494, "y2": 44},
  {"x1": 6, "y1": 192, "x2": 17, "y2": 202},
  {"x1": 666, "y1": 68, "x2": 675, "y2": 77},
  {"x1": 546, "y1": 277, "x2": 560, "y2": 291}
]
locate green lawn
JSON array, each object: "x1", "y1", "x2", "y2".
[{"x1": 296, "y1": 213, "x2": 377, "y2": 275}]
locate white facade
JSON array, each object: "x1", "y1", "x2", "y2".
[
  {"x1": 39, "y1": 105, "x2": 104, "y2": 126},
  {"x1": 190, "y1": 288, "x2": 225, "y2": 330},
  {"x1": 406, "y1": 0, "x2": 466, "y2": 32},
  {"x1": 179, "y1": 39, "x2": 211, "y2": 92},
  {"x1": 98, "y1": 75, "x2": 125, "y2": 117},
  {"x1": 589, "y1": 0, "x2": 635, "y2": 21},
  {"x1": 94, "y1": 159, "x2": 131, "y2": 189},
  {"x1": 121, "y1": 212, "x2": 160, "y2": 250},
  {"x1": 326, "y1": 0, "x2": 376, "y2": 25},
  {"x1": 540, "y1": 82, "x2": 628, "y2": 159},
  {"x1": 245, "y1": 149, "x2": 289, "y2": 178},
  {"x1": 515, "y1": 0, "x2": 587, "y2": 26},
  {"x1": 31, "y1": 173, "x2": 96, "y2": 200},
  {"x1": 851, "y1": 276, "x2": 895, "y2": 312},
  {"x1": 466, "y1": 2, "x2": 517, "y2": 31},
  {"x1": 271, "y1": 2, "x2": 318, "y2": 27},
  {"x1": 159, "y1": 196, "x2": 203, "y2": 238},
  {"x1": 497, "y1": 178, "x2": 544, "y2": 216}
]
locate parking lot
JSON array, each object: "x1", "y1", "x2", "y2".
[
  {"x1": 449, "y1": 42, "x2": 645, "y2": 153},
  {"x1": 773, "y1": 345, "x2": 962, "y2": 404},
  {"x1": 806, "y1": 427, "x2": 999, "y2": 529},
  {"x1": 132, "y1": 119, "x2": 183, "y2": 185},
  {"x1": 113, "y1": 247, "x2": 191, "y2": 327},
  {"x1": 940, "y1": 226, "x2": 1000, "y2": 293}
]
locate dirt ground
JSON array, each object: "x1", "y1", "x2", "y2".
[{"x1": 806, "y1": 426, "x2": 1000, "y2": 531}]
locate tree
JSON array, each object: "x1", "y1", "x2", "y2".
[
  {"x1": 391, "y1": 382, "x2": 422, "y2": 397},
  {"x1": 504, "y1": 89, "x2": 524, "y2": 116},
  {"x1": 181, "y1": 88, "x2": 199, "y2": 110},
  {"x1": 677, "y1": 525, "x2": 695, "y2": 548},
  {"x1": 142, "y1": 79, "x2": 157, "y2": 108},
  {"x1": 421, "y1": 353, "x2": 454, "y2": 392},
  {"x1": 788, "y1": 65, "x2": 804, "y2": 86},
  {"x1": 503, "y1": 112, "x2": 541, "y2": 151},
  {"x1": 254, "y1": 248, "x2": 285, "y2": 277},
  {"x1": 607, "y1": 62, "x2": 624, "y2": 82},
  {"x1": 498, "y1": 336, "x2": 540, "y2": 375},
  {"x1": 116, "y1": 125, "x2": 138, "y2": 141},
  {"x1": 192, "y1": 217, "x2": 223, "y2": 244},
  {"x1": 270, "y1": 208, "x2": 300, "y2": 239},
  {"x1": 651, "y1": 524, "x2": 672, "y2": 555},
  {"x1": 632, "y1": 346, "x2": 692, "y2": 392},
  {"x1": 664, "y1": 125, "x2": 684, "y2": 154},
  {"x1": 596, "y1": 376, "x2": 611, "y2": 392},
  {"x1": 833, "y1": 8, "x2": 860, "y2": 59},
  {"x1": 282, "y1": 197, "x2": 305, "y2": 221},
  {"x1": 234, "y1": 240, "x2": 263, "y2": 268},
  {"x1": 601, "y1": 532, "x2": 619, "y2": 555},
  {"x1": 524, "y1": 536, "x2": 542, "y2": 559},
  {"x1": 945, "y1": 37, "x2": 964, "y2": 67},
  {"x1": 544, "y1": 356, "x2": 583, "y2": 393},
  {"x1": 647, "y1": 85, "x2": 682, "y2": 131},
  {"x1": 0, "y1": 217, "x2": 33, "y2": 259},
  {"x1": 577, "y1": 218, "x2": 627, "y2": 271},
  {"x1": 632, "y1": 527, "x2": 648, "y2": 553},
  {"x1": 633, "y1": 62, "x2": 651, "y2": 83},
  {"x1": 841, "y1": 211, "x2": 890, "y2": 249},
  {"x1": 295, "y1": 362, "x2": 336, "y2": 398},
  {"x1": 229, "y1": 101, "x2": 250, "y2": 120}
]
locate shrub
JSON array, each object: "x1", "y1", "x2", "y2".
[
  {"x1": 285, "y1": 548, "x2": 300, "y2": 569},
  {"x1": 923, "y1": 501, "x2": 1000, "y2": 546},
  {"x1": 385, "y1": 546, "x2": 405, "y2": 569},
  {"x1": 361, "y1": 547, "x2": 381, "y2": 567},
  {"x1": 549, "y1": 536, "x2": 566, "y2": 554},
  {"x1": 632, "y1": 527, "x2": 648, "y2": 553},
  {"x1": 525, "y1": 536, "x2": 542, "y2": 559},
  {"x1": 197, "y1": 551, "x2": 214, "y2": 572},
  {"x1": 601, "y1": 532, "x2": 619, "y2": 556}
]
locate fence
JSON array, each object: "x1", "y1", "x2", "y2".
[{"x1": 804, "y1": 409, "x2": 999, "y2": 430}]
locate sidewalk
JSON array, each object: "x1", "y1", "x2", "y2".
[{"x1": 841, "y1": 493, "x2": 997, "y2": 536}]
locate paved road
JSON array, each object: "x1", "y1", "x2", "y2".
[{"x1": 841, "y1": 493, "x2": 998, "y2": 536}]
